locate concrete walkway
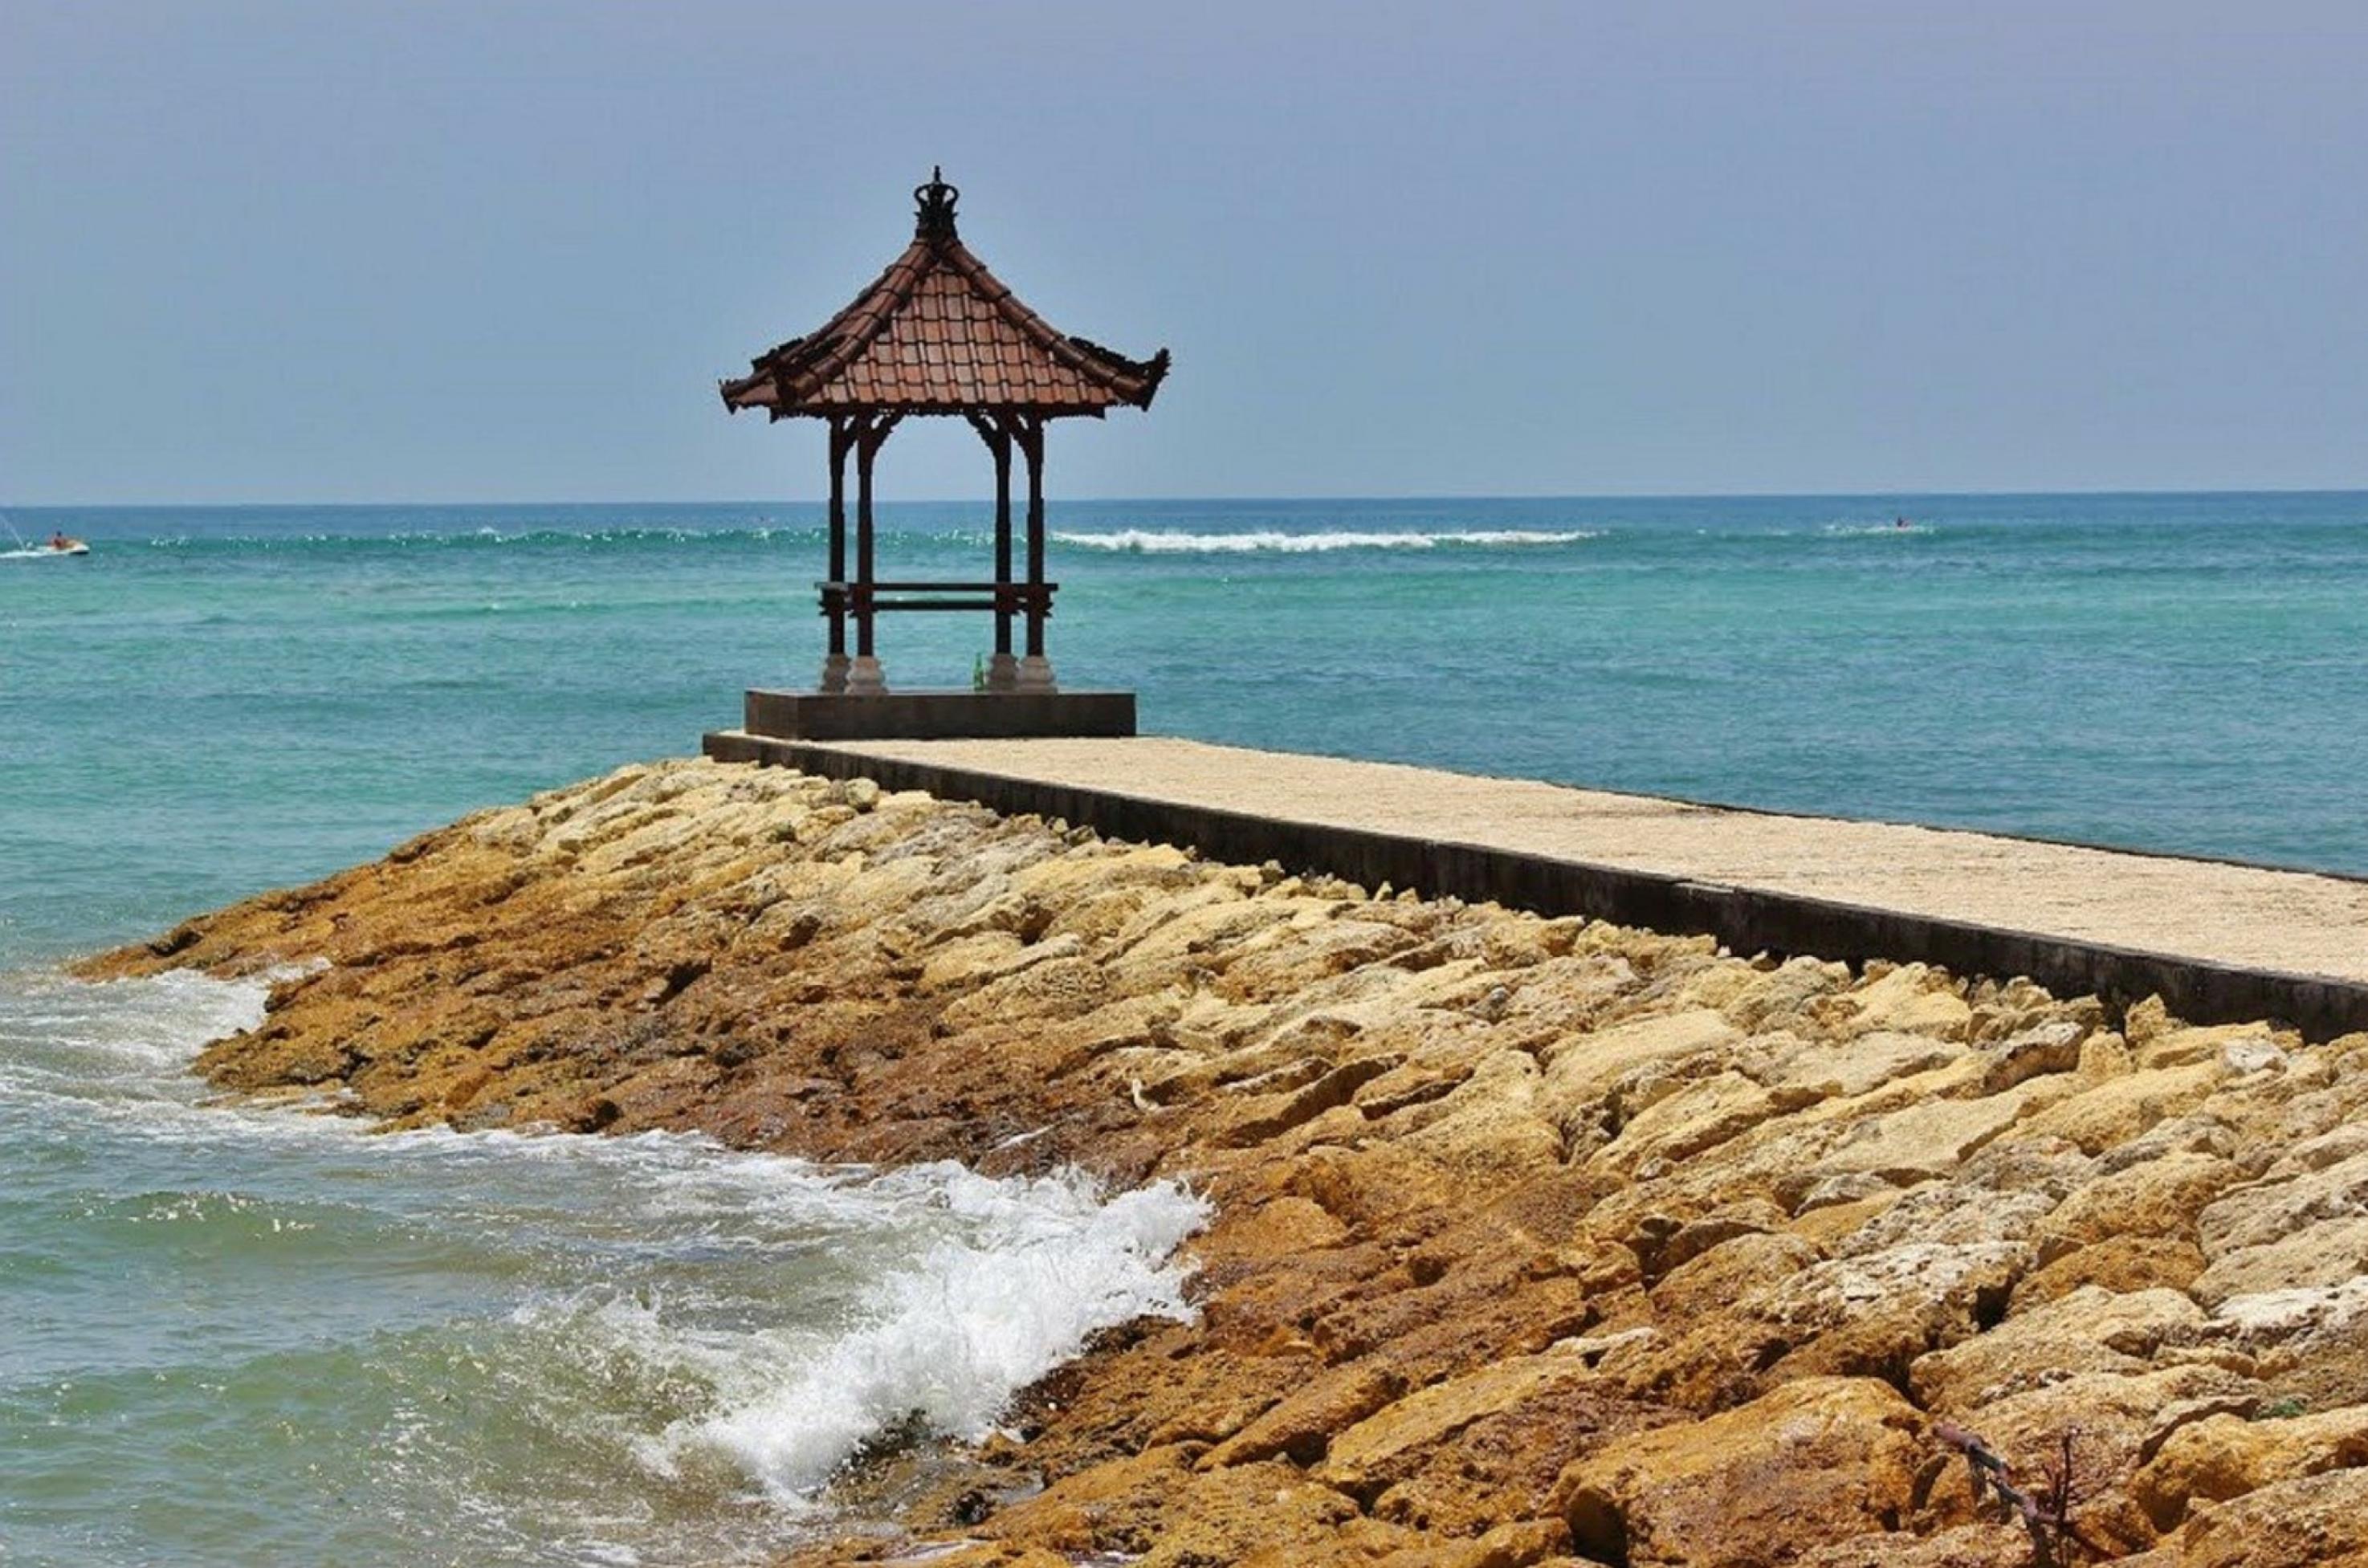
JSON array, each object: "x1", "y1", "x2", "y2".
[{"x1": 704, "y1": 732, "x2": 2368, "y2": 1032}]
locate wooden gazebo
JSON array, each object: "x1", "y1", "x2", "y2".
[{"x1": 720, "y1": 170, "x2": 1168, "y2": 713}]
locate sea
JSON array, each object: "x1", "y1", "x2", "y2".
[{"x1": 2, "y1": 491, "x2": 2363, "y2": 1562}]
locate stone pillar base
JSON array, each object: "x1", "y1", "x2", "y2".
[
  {"x1": 1017, "y1": 655, "x2": 1057, "y2": 693},
  {"x1": 817, "y1": 653, "x2": 850, "y2": 694},
  {"x1": 986, "y1": 652, "x2": 1021, "y2": 692},
  {"x1": 846, "y1": 655, "x2": 888, "y2": 695}
]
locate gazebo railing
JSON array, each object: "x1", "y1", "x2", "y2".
[{"x1": 817, "y1": 580, "x2": 1056, "y2": 615}]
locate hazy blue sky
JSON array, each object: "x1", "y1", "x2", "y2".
[{"x1": 6, "y1": 2, "x2": 2364, "y2": 503}]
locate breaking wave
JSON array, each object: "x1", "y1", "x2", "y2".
[
  {"x1": 1054, "y1": 527, "x2": 1604, "y2": 553},
  {"x1": 639, "y1": 1165, "x2": 1206, "y2": 1498},
  {"x1": 1, "y1": 967, "x2": 1208, "y2": 1562}
]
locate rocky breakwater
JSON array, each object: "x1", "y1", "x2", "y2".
[{"x1": 84, "y1": 758, "x2": 2368, "y2": 1567}]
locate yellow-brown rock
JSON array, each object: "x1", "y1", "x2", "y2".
[
  {"x1": 2157, "y1": 1467, "x2": 2368, "y2": 1566},
  {"x1": 2130, "y1": 1404, "x2": 2368, "y2": 1531},
  {"x1": 78, "y1": 758, "x2": 2368, "y2": 1566},
  {"x1": 1551, "y1": 1377, "x2": 1924, "y2": 1566}
]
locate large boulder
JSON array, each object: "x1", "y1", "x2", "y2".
[
  {"x1": 1748, "y1": 1240, "x2": 2024, "y2": 1386},
  {"x1": 2032, "y1": 1152, "x2": 2240, "y2": 1261},
  {"x1": 1909, "y1": 1286, "x2": 2207, "y2": 1412},
  {"x1": 2016, "y1": 1062, "x2": 2228, "y2": 1153},
  {"x1": 1541, "y1": 1009, "x2": 1744, "y2": 1134},
  {"x1": 2160, "y1": 1467, "x2": 2368, "y2": 1566},
  {"x1": 1745, "y1": 1028, "x2": 1965, "y2": 1101},
  {"x1": 2130, "y1": 1404, "x2": 2368, "y2": 1531},
  {"x1": 1552, "y1": 1377, "x2": 1924, "y2": 1568},
  {"x1": 1314, "y1": 1347, "x2": 1604, "y2": 1500},
  {"x1": 2189, "y1": 1216, "x2": 2368, "y2": 1307},
  {"x1": 1811, "y1": 1078, "x2": 2066, "y2": 1185}
]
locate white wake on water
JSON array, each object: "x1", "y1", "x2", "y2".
[{"x1": 1055, "y1": 527, "x2": 1602, "y2": 553}]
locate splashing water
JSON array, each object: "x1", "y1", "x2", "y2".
[{"x1": 0, "y1": 967, "x2": 1207, "y2": 1566}]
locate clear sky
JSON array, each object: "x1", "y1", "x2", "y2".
[{"x1": 5, "y1": 2, "x2": 2365, "y2": 503}]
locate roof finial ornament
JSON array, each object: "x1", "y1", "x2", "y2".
[{"x1": 914, "y1": 166, "x2": 960, "y2": 242}]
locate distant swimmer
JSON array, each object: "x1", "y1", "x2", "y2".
[{"x1": 1894, "y1": 516, "x2": 1909, "y2": 530}]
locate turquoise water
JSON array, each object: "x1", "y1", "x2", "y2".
[
  {"x1": 2, "y1": 492, "x2": 2364, "y2": 1562},
  {"x1": 6, "y1": 493, "x2": 2366, "y2": 964}
]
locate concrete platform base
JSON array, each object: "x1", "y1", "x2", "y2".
[{"x1": 734, "y1": 688, "x2": 1135, "y2": 742}]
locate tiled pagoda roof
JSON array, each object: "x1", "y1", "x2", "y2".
[{"x1": 721, "y1": 172, "x2": 1169, "y2": 421}]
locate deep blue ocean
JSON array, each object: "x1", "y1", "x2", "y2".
[{"x1": 2, "y1": 492, "x2": 2364, "y2": 1564}]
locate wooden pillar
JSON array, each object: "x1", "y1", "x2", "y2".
[
  {"x1": 855, "y1": 417, "x2": 876, "y2": 658},
  {"x1": 993, "y1": 423, "x2": 1015, "y2": 661},
  {"x1": 849, "y1": 413, "x2": 898, "y2": 694},
  {"x1": 821, "y1": 417, "x2": 852, "y2": 691},
  {"x1": 1017, "y1": 415, "x2": 1054, "y2": 690},
  {"x1": 965, "y1": 413, "x2": 1020, "y2": 691}
]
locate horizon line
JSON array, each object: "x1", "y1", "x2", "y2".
[{"x1": 10, "y1": 483, "x2": 2368, "y2": 511}]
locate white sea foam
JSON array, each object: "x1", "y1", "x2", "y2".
[
  {"x1": 1055, "y1": 527, "x2": 1601, "y2": 553},
  {"x1": 654, "y1": 1163, "x2": 1208, "y2": 1499},
  {"x1": 1821, "y1": 521, "x2": 1932, "y2": 536},
  {"x1": 0, "y1": 966, "x2": 271, "y2": 1083}
]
